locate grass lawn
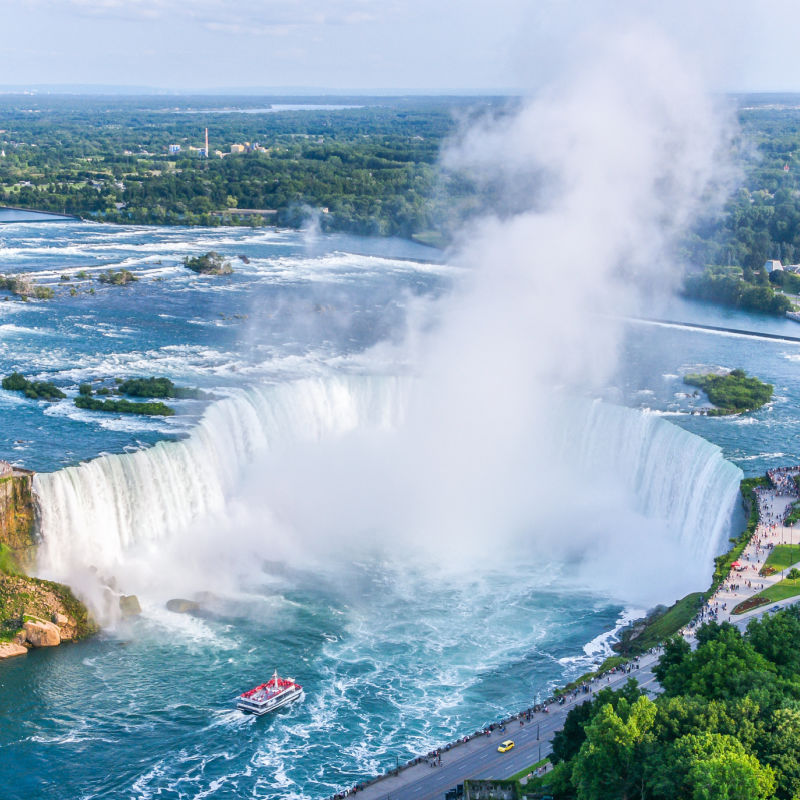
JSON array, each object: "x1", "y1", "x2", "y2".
[
  {"x1": 509, "y1": 758, "x2": 549, "y2": 782},
  {"x1": 733, "y1": 577, "x2": 800, "y2": 614},
  {"x1": 0, "y1": 544, "x2": 20, "y2": 576},
  {"x1": 762, "y1": 544, "x2": 800, "y2": 575},
  {"x1": 761, "y1": 577, "x2": 800, "y2": 603},
  {"x1": 616, "y1": 592, "x2": 704, "y2": 654}
]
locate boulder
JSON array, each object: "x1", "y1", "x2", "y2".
[
  {"x1": 166, "y1": 598, "x2": 199, "y2": 614},
  {"x1": 0, "y1": 642, "x2": 27, "y2": 659},
  {"x1": 119, "y1": 595, "x2": 142, "y2": 616},
  {"x1": 52, "y1": 613, "x2": 69, "y2": 626},
  {"x1": 23, "y1": 619, "x2": 61, "y2": 647}
]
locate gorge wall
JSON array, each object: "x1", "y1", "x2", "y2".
[
  {"x1": 0, "y1": 467, "x2": 36, "y2": 571},
  {"x1": 0, "y1": 464, "x2": 95, "y2": 658}
]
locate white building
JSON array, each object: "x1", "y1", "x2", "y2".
[{"x1": 765, "y1": 259, "x2": 784, "y2": 273}]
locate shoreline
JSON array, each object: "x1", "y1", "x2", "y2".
[{"x1": 326, "y1": 468, "x2": 794, "y2": 800}]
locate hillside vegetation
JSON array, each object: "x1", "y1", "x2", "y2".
[{"x1": 532, "y1": 613, "x2": 800, "y2": 800}]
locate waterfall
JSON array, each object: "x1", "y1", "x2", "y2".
[
  {"x1": 34, "y1": 376, "x2": 406, "y2": 577},
  {"x1": 567, "y1": 401, "x2": 743, "y2": 566},
  {"x1": 34, "y1": 376, "x2": 742, "y2": 582}
]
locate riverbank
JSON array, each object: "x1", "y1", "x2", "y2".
[{"x1": 331, "y1": 467, "x2": 793, "y2": 800}]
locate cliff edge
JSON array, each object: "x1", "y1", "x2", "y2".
[{"x1": 0, "y1": 462, "x2": 95, "y2": 658}]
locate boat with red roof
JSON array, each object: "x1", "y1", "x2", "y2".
[{"x1": 236, "y1": 670, "x2": 303, "y2": 715}]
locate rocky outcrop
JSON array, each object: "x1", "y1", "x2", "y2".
[
  {"x1": 0, "y1": 642, "x2": 27, "y2": 659},
  {"x1": 119, "y1": 595, "x2": 141, "y2": 616},
  {"x1": 0, "y1": 574, "x2": 95, "y2": 645},
  {"x1": 166, "y1": 598, "x2": 199, "y2": 613},
  {"x1": 0, "y1": 462, "x2": 95, "y2": 654},
  {"x1": 23, "y1": 618, "x2": 61, "y2": 647}
]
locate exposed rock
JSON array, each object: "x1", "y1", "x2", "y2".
[
  {"x1": 166, "y1": 598, "x2": 199, "y2": 614},
  {"x1": 0, "y1": 574, "x2": 94, "y2": 644},
  {"x1": 0, "y1": 642, "x2": 27, "y2": 659},
  {"x1": 119, "y1": 595, "x2": 142, "y2": 616},
  {"x1": 23, "y1": 618, "x2": 61, "y2": 647},
  {"x1": 0, "y1": 470, "x2": 36, "y2": 570}
]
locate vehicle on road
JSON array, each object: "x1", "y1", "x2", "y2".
[
  {"x1": 771, "y1": 605, "x2": 782, "y2": 613},
  {"x1": 497, "y1": 740, "x2": 515, "y2": 753}
]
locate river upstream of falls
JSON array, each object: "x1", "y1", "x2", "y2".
[{"x1": 0, "y1": 222, "x2": 799, "y2": 799}]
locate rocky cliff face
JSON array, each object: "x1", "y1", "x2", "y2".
[
  {"x1": 0, "y1": 465, "x2": 96, "y2": 658},
  {"x1": 0, "y1": 471, "x2": 36, "y2": 571}
]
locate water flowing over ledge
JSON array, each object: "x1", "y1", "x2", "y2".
[{"x1": 33, "y1": 376, "x2": 742, "y2": 587}]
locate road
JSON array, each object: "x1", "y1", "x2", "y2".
[{"x1": 354, "y1": 656, "x2": 662, "y2": 800}]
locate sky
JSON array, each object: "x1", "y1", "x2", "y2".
[{"x1": 1, "y1": 0, "x2": 800, "y2": 93}]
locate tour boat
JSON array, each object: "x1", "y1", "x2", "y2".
[{"x1": 236, "y1": 670, "x2": 303, "y2": 715}]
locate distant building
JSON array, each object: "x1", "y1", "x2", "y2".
[
  {"x1": 168, "y1": 144, "x2": 181, "y2": 154},
  {"x1": 765, "y1": 259, "x2": 784, "y2": 273},
  {"x1": 230, "y1": 144, "x2": 246, "y2": 154}
]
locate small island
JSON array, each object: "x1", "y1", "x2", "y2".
[
  {"x1": 74, "y1": 395, "x2": 175, "y2": 416},
  {"x1": 1, "y1": 372, "x2": 66, "y2": 401},
  {"x1": 1, "y1": 373, "x2": 209, "y2": 417},
  {"x1": 97, "y1": 269, "x2": 138, "y2": 285},
  {"x1": 683, "y1": 368, "x2": 773, "y2": 415},
  {"x1": 183, "y1": 251, "x2": 233, "y2": 275},
  {"x1": 0, "y1": 275, "x2": 54, "y2": 301},
  {"x1": 117, "y1": 376, "x2": 210, "y2": 400}
]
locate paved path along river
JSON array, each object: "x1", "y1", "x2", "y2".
[{"x1": 353, "y1": 653, "x2": 662, "y2": 800}]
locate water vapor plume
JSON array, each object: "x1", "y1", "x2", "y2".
[
  {"x1": 36, "y1": 23, "x2": 744, "y2": 615},
  {"x1": 213, "y1": 25, "x2": 740, "y2": 604}
]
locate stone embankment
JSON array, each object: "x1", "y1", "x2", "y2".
[{"x1": 0, "y1": 460, "x2": 95, "y2": 658}]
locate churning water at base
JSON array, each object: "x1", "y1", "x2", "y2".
[{"x1": 19, "y1": 375, "x2": 744, "y2": 799}]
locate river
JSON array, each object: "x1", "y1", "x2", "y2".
[{"x1": 0, "y1": 221, "x2": 794, "y2": 799}]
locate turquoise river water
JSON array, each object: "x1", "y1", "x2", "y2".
[{"x1": 0, "y1": 220, "x2": 797, "y2": 799}]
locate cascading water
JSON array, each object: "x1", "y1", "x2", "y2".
[
  {"x1": 35, "y1": 375, "x2": 407, "y2": 578},
  {"x1": 34, "y1": 376, "x2": 742, "y2": 589},
  {"x1": 567, "y1": 400, "x2": 743, "y2": 565}
]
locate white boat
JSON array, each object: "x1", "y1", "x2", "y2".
[{"x1": 236, "y1": 670, "x2": 303, "y2": 715}]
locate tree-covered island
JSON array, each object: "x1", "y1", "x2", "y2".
[
  {"x1": 1, "y1": 373, "x2": 65, "y2": 401},
  {"x1": 183, "y1": 251, "x2": 233, "y2": 275},
  {"x1": 683, "y1": 369, "x2": 773, "y2": 415},
  {"x1": 1, "y1": 373, "x2": 208, "y2": 416}
]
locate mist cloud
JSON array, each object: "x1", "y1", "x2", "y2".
[{"x1": 188, "y1": 24, "x2": 739, "y2": 607}]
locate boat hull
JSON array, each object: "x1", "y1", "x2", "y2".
[{"x1": 237, "y1": 687, "x2": 303, "y2": 715}]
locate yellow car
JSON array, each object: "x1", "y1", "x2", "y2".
[{"x1": 497, "y1": 740, "x2": 515, "y2": 753}]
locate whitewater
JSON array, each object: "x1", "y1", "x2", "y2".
[{"x1": 4, "y1": 221, "x2": 794, "y2": 800}]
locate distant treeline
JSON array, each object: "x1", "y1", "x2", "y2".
[
  {"x1": 0, "y1": 95, "x2": 506, "y2": 240},
  {"x1": 681, "y1": 103, "x2": 800, "y2": 314}
]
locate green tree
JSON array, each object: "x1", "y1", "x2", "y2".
[
  {"x1": 656, "y1": 623, "x2": 775, "y2": 701},
  {"x1": 571, "y1": 695, "x2": 657, "y2": 800}
]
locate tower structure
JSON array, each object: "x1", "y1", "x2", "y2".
[{"x1": 205, "y1": 127, "x2": 209, "y2": 158}]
